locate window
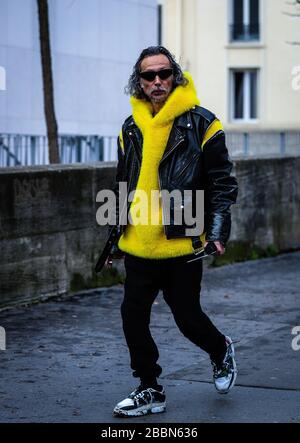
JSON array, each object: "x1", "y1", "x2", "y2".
[
  {"x1": 231, "y1": 70, "x2": 258, "y2": 121},
  {"x1": 230, "y1": 0, "x2": 260, "y2": 42}
]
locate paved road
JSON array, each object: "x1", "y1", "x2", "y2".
[{"x1": 0, "y1": 252, "x2": 299, "y2": 423}]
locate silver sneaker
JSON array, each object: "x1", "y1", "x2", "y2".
[
  {"x1": 113, "y1": 385, "x2": 166, "y2": 417},
  {"x1": 211, "y1": 336, "x2": 237, "y2": 394}
]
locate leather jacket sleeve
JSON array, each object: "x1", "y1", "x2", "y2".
[
  {"x1": 202, "y1": 131, "x2": 238, "y2": 246},
  {"x1": 114, "y1": 135, "x2": 126, "y2": 226},
  {"x1": 108, "y1": 134, "x2": 125, "y2": 258}
]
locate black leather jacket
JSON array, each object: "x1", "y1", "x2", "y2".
[{"x1": 95, "y1": 105, "x2": 238, "y2": 271}]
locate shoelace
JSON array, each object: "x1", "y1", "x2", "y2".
[
  {"x1": 212, "y1": 360, "x2": 232, "y2": 378},
  {"x1": 133, "y1": 388, "x2": 154, "y2": 403},
  {"x1": 211, "y1": 343, "x2": 234, "y2": 377},
  {"x1": 213, "y1": 338, "x2": 239, "y2": 377}
]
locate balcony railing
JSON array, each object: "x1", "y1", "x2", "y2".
[
  {"x1": 230, "y1": 23, "x2": 260, "y2": 42},
  {"x1": 0, "y1": 134, "x2": 118, "y2": 167}
]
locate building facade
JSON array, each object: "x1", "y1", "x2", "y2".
[{"x1": 162, "y1": 0, "x2": 300, "y2": 155}]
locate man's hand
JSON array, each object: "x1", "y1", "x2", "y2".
[{"x1": 204, "y1": 240, "x2": 225, "y2": 256}]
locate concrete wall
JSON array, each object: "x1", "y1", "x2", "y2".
[
  {"x1": 229, "y1": 155, "x2": 300, "y2": 260},
  {"x1": 0, "y1": 156, "x2": 299, "y2": 309},
  {"x1": 0, "y1": 162, "x2": 116, "y2": 309}
]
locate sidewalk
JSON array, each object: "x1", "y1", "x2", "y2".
[{"x1": 0, "y1": 251, "x2": 299, "y2": 423}]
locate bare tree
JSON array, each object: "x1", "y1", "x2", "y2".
[{"x1": 37, "y1": 0, "x2": 59, "y2": 163}]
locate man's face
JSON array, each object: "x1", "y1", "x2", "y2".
[{"x1": 139, "y1": 54, "x2": 174, "y2": 105}]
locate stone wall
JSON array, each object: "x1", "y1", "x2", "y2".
[
  {"x1": 0, "y1": 156, "x2": 299, "y2": 309},
  {"x1": 232, "y1": 155, "x2": 300, "y2": 250},
  {"x1": 0, "y1": 163, "x2": 116, "y2": 309}
]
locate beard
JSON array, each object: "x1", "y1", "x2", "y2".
[{"x1": 149, "y1": 87, "x2": 169, "y2": 103}]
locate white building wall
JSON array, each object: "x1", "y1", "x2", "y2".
[
  {"x1": 162, "y1": 0, "x2": 300, "y2": 131},
  {"x1": 0, "y1": 0, "x2": 158, "y2": 137}
]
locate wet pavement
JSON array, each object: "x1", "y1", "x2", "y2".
[{"x1": 0, "y1": 251, "x2": 299, "y2": 423}]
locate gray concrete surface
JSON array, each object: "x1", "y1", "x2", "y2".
[{"x1": 0, "y1": 251, "x2": 299, "y2": 423}]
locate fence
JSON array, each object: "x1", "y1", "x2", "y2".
[
  {"x1": 0, "y1": 131, "x2": 299, "y2": 167},
  {"x1": 0, "y1": 134, "x2": 118, "y2": 167}
]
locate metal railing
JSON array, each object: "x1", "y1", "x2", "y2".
[
  {"x1": 230, "y1": 23, "x2": 260, "y2": 42},
  {"x1": 1, "y1": 131, "x2": 299, "y2": 168},
  {"x1": 0, "y1": 134, "x2": 118, "y2": 167}
]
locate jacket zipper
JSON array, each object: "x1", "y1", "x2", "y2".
[
  {"x1": 159, "y1": 135, "x2": 185, "y2": 166},
  {"x1": 175, "y1": 151, "x2": 199, "y2": 182},
  {"x1": 123, "y1": 131, "x2": 141, "y2": 231},
  {"x1": 128, "y1": 130, "x2": 142, "y2": 165},
  {"x1": 158, "y1": 136, "x2": 185, "y2": 235}
]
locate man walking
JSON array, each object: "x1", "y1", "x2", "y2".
[{"x1": 100, "y1": 46, "x2": 238, "y2": 417}]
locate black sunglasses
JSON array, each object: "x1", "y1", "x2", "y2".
[{"x1": 139, "y1": 68, "x2": 173, "y2": 82}]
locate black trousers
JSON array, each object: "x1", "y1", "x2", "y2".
[{"x1": 121, "y1": 252, "x2": 227, "y2": 381}]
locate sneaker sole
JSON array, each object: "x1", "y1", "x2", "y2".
[{"x1": 113, "y1": 403, "x2": 166, "y2": 418}]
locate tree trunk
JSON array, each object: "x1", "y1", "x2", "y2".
[{"x1": 37, "y1": 0, "x2": 59, "y2": 164}]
